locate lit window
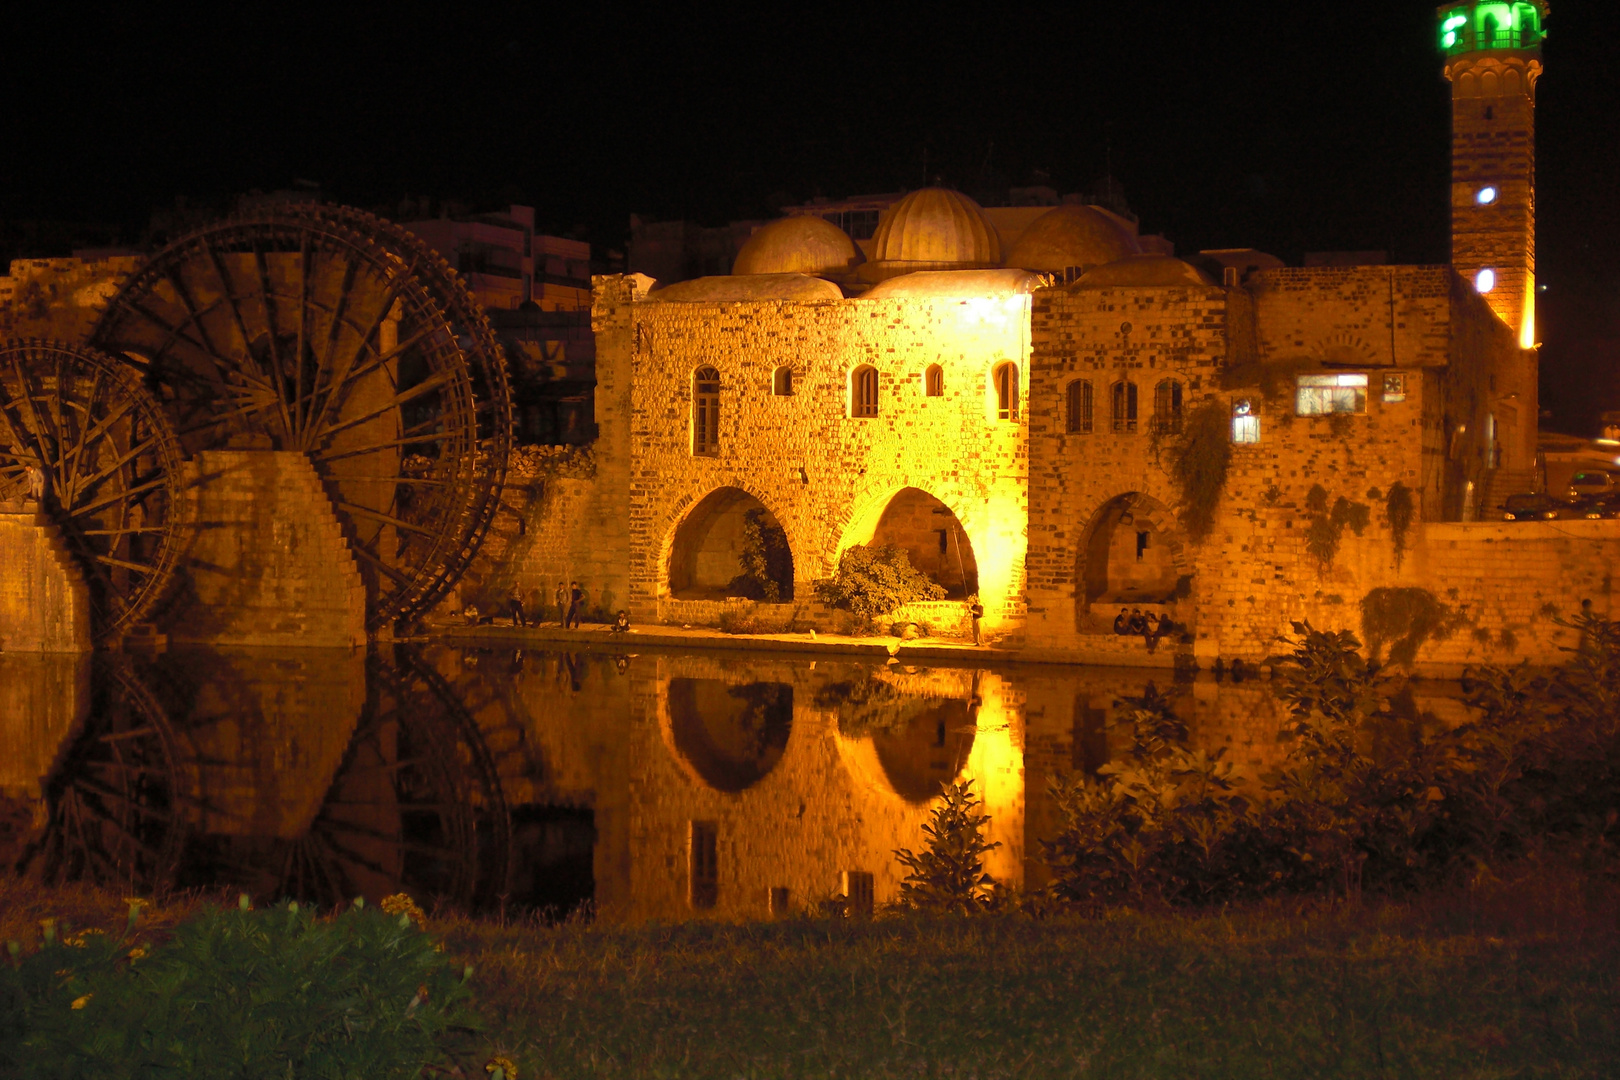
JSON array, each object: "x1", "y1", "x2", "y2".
[
  {"x1": 1066, "y1": 379, "x2": 1093, "y2": 434},
  {"x1": 1383, "y1": 374, "x2": 1406, "y2": 403},
  {"x1": 1295, "y1": 373, "x2": 1368, "y2": 416},
  {"x1": 1476, "y1": 268, "x2": 1496, "y2": 294},
  {"x1": 1232, "y1": 399, "x2": 1260, "y2": 444},
  {"x1": 772, "y1": 366, "x2": 793, "y2": 396},
  {"x1": 1111, "y1": 380, "x2": 1138, "y2": 433},
  {"x1": 993, "y1": 363, "x2": 1019, "y2": 421},
  {"x1": 925, "y1": 364, "x2": 944, "y2": 397},
  {"x1": 1154, "y1": 379, "x2": 1184, "y2": 435},
  {"x1": 851, "y1": 365, "x2": 878, "y2": 418},
  {"x1": 1477, "y1": 186, "x2": 1498, "y2": 205},
  {"x1": 692, "y1": 367, "x2": 720, "y2": 455}
]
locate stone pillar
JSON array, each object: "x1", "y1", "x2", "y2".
[
  {"x1": 164, "y1": 452, "x2": 367, "y2": 648},
  {"x1": 0, "y1": 506, "x2": 92, "y2": 653}
]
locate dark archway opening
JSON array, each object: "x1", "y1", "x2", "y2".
[
  {"x1": 1079, "y1": 494, "x2": 1188, "y2": 628},
  {"x1": 669, "y1": 488, "x2": 793, "y2": 600},
  {"x1": 868, "y1": 488, "x2": 978, "y2": 598}
]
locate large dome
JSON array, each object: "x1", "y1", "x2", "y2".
[
  {"x1": 1005, "y1": 204, "x2": 1139, "y2": 274},
  {"x1": 732, "y1": 216, "x2": 863, "y2": 277},
  {"x1": 869, "y1": 188, "x2": 1001, "y2": 267},
  {"x1": 1074, "y1": 255, "x2": 1216, "y2": 288},
  {"x1": 647, "y1": 274, "x2": 844, "y2": 303}
]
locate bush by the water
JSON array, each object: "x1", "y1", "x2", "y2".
[
  {"x1": 894, "y1": 780, "x2": 1002, "y2": 913},
  {"x1": 0, "y1": 895, "x2": 482, "y2": 1079},
  {"x1": 814, "y1": 544, "x2": 944, "y2": 621},
  {"x1": 1041, "y1": 614, "x2": 1620, "y2": 909}
]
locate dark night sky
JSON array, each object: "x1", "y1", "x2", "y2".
[{"x1": 3, "y1": 1, "x2": 1617, "y2": 429}]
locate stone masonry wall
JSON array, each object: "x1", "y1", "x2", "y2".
[
  {"x1": 604, "y1": 282, "x2": 1031, "y2": 636},
  {"x1": 164, "y1": 451, "x2": 366, "y2": 648},
  {"x1": 0, "y1": 508, "x2": 92, "y2": 653}
]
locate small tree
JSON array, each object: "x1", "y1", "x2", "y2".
[
  {"x1": 894, "y1": 780, "x2": 1001, "y2": 913},
  {"x1": 814, "y1": 544, "x2": 944, "y2": 621},
  {"x1": 728, "y1": 508, "x2": 792, "y2": 601}
]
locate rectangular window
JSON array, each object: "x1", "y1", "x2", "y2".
[
  {"x1": 852, "y1": 366, "x2": 879, "y2": 418},
  {"x1": 1383, "y1": 373, "x2": 1406, "y2": 403},
  {"x1": 1067, "y1": 380, "x2": 1093, "y2": 434},
  {"x1": 1295, "y1": 373, "x2": 1368, "y2": 416},
  {"x1": 769, "y1": 886, "x2": 791, "y2": 916},
  {"x1": 1112, "y1": 381, "x2": 1138, "y2": 433},
  {"x1": 689, "y1": 821, "x2": 718, "y2": 909},
  {"x1": 1232, "y1": 414, "x2": 1261, "y2": 444}
]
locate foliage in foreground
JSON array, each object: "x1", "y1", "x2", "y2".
[
  {"x1": 894, "y1": 780, "x2": 1002, "y2": 912},
  {"x1": 1043, "y1": 613, "x2": 1620, "y2": 909},
  {"x1": 814, "y1": 543, "x2": 945, "y2": 620},
  {"x1": 0, "y1": 895, "x2": 482, "y2": 1080}
]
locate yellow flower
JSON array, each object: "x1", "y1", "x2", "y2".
[
  {"x1": 380, "y1": 893, "x2": 427, "y2": 925},
  {"x1": 485, "y1": 1056, "x2": 519, "y2": 1080},
  {"x1": 71, "y1": 994, "x2": 92, "y2": 1010}
]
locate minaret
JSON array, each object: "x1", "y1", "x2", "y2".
[{"x1": 1440, "y1": 3, "x2": 1546, "y2": 349}]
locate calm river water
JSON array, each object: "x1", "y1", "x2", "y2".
[{"x1": 0, "y1": 644, "x2": 1473, "y2": 922}]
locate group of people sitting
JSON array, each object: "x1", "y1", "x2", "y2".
[{"x1": 1113, "y1": 607, "x2": 1174, "y2": 648}]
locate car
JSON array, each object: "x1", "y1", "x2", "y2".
[
  {"x1": 1575, "y1": 493, "x2": 1620, "y2": 520},
  {"x1": 1566, "y1": 470, "x2": 1616, "y2": 500},
  {"x1": 1502, "y1": 493, "x2": 1573, "y2": 521}
]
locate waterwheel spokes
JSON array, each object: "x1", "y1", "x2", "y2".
[
  {"x1": 0, "y1": 340, "x2": 193, "y2": 644},
  {"x1": 92, "y1": 208, "x2": 510, "y2": 632}
]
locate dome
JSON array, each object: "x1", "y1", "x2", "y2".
[
  {"x1": 862, "y1": 268, "x2": 1043, "y2": 300},
  {"x1": 869, "y1": 188, "x2": 1002, "y2": 267},
  {"x1": 732, "y1": 216, "x2": 863, "y2": 277},
  {"x1": 1004, "y1": 204, "x2": 1139, "y2": 274},
  {"x1": 1073, "y1": 255, "x2": 1217, "y2": 288},
  {"x1": 647, "y1": 274, "x2": 844, "y2": 303}
]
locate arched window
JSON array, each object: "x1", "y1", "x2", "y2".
[
  {"x1": 1111, "y1": 380, "x2": 1138, "y2": 433},
  {"x1": 993, "y1": 362, "x2": 1019, "y2": 421},
  {"x1": 772, "y1": 366, "x2": 793, "y2": 396},
  {"x1": 1154, "y1": 379, "x2": 1184, "y2": 434},
  {"x1": 1231, "y1": 399, "x2": 1260, "y2": 444},
  {"x1": 851, "y1": 365, "x2": 879, "y2": 418},
  {"x1": 692, "y1": 366, "x2": 720, "y2": 455},
  {"x1": 1066, "y1": 379, "x2": 1093, "y2": 434},
  {"x1": 925, "y1": 364, "x2": 944, "y2": 397}
]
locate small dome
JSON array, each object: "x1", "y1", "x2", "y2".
[
  {"x1": 1073, "y1": 255, "x2": 1217, "y2": 288},
  {"x1": 862, "y1": 268, "x2": 1043, "y2": 300},
  {"x1": 1005, "y1": 204, "x2": 1139, "y2": 274},
  {"x1": 732, "y1": 216, "x2": 863, "y2": 277},
  {"x1": 870, "y1": 188, "x2": 1001, "y2": 267},
  {"x1": 646, "y1": 274, "x2": 843, "y2": 303}
]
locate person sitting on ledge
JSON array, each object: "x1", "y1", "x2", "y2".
[
  {"x1": 1113, "y1": 608, "x2": 1131, "y2": 635},
  {"x1": 1127, "y1": 609, "x2": 1148, "y2": 636},
  {"x1": 611, "y1": 610, "x2": 631, "y2": 634}
]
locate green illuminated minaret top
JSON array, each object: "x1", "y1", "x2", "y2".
[
  {"x1": 1439, "y1": 1, "x2": 1547, "y2": 349},
  {"x1": 1438, "y1": 2, "x2": 1547, "y2": 55}
]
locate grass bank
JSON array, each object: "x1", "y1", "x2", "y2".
[{"x1": 7, "y1": 867, "x2": 1617, "y2": 1079}]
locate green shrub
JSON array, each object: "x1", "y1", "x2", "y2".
[
  {"x1": 1041, "y1": 612, "x2": 1620, "y2": 907},
  {"x1": 1167, "y1": 401, "x2": 1232, "y2": 542},
  {"x1": 814, "y1": 544, "x2": 944, "y2": 621},
  {"x1": 1385, "y1": 481, "x2": 1415, "y2": 566},
  {"x1": 0, "y1": 896, "x2": 482, "y2": 1079},
  {"x1": 726, "y1": 508, "x2": 793, "y2": 601},
  {"x1": 894, "y1": 780, "x2": 1001, "y2": 913}
]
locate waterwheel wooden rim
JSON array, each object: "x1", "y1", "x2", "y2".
[
  {"x1": 91, "y1": 207, "x2": 511, "y2": 632},
  {"x1": 0, "y1": 339, "x2": 192, "y2": 643}
]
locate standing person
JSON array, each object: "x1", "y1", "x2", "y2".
[
  {"x1": 565, "y1": 580, "x2": 584, "y2": 629},
  {"x1": 554, "y1": 582, "x2": 568, "y2": 626},
  {"x1": 967, "y1": 594, "x2": 985, "y2": 646},
  {"x1": 25, "y1": 464, "x2": 46, "y2": 504},
  {"x1": 508, "y1": 583, "x2": 527, "y2": 628}
]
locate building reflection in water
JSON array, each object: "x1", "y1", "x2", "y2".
[{"x1": 1, "y1": 645, "x2": 1476, "y2": 923}]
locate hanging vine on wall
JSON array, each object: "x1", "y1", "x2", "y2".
[
  {"x1": 1304, "y1": 485, "x2": 1372, "y2": 572},
  {"x1": 1168, "y1": 401, "x2": 1232, "y2": 542},
  {"x1": 1385, "y1": 482, "x2": 1416, "y2": 568}
]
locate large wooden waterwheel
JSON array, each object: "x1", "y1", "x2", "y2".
[
  {"x1": 0, "y1": 340, "x2": 192, "y2": 642},
  {"x1": 91, "y1": 207, "x2": 511, "y2": 632}
]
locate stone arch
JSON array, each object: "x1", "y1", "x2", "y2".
[
  {"x1": 837, "y1": 486, "x2": 978, "y2": 598},
  {"x1": 1075, "y1": 492, "x2": 1192, "y2": 629},
  {"x1": 666, "y1": 486, "x2": 794, "y2": 600}
]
